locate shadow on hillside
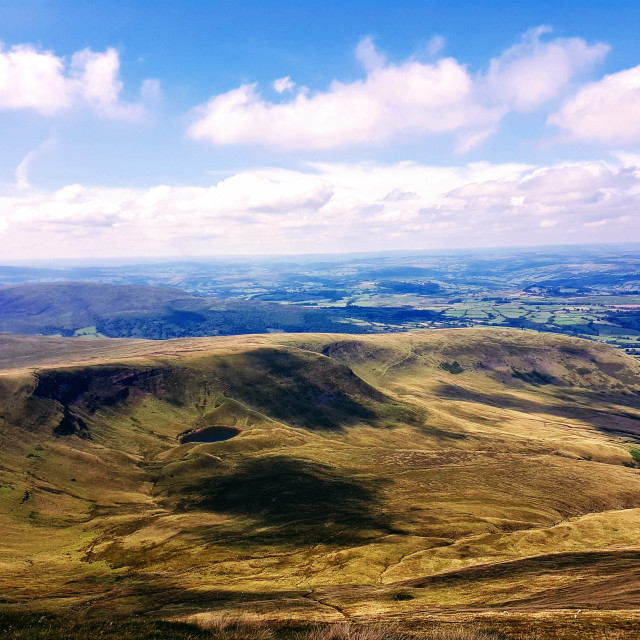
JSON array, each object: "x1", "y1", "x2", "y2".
[
  {"x1": 435, "y1": 383, "x2": 640, "y2": 438},
  {"x1": 218, "y1": 349, "x2": 385, "y2": 431},
  {"x1": 408, "y1": 549, "x2": 640, "y2": 588},
  {"x1": 405, "y1": 549, "x2": 640, "y2": 608},
  {"x1": 174, "y1": 456, "x2": 394, "y2": 545},
  {"x1": 33, "y1": 366, "x2": 188, "y2": 411}
]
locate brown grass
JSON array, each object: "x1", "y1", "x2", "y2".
[
  {"x1": 194, "y1": 612, "x2": 274, "y2": 639},
  {"x1": 2, "y1": 329, "x2": 640, "y2": 631}
]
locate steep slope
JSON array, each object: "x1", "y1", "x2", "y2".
[{"x1": 1, "y1": 329, "x2": 640, "y2": 625}]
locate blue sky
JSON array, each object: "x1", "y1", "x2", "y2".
[{"x1": 1, "y1": 0, "x2": 640, "y2": 259}]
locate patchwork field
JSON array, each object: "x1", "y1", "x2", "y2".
[{"x1": 1, "y1": 328, "x2": 640, "y2": 638}]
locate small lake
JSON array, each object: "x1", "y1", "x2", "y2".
[{"x1": 180, "y1": 426, "x2": 241, "y2": 444}]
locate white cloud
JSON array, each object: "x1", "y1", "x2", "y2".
[
  {"x1": 441, "y1": 161, "x2": 640, "y2": 238},
  {"x1": 14, "y1": 134, "x2": 57, "y2": 190},
  {"x1": 15, "y1": 153, "x2": 34, "y2": 191},
  {"x1": 484, "y1": 26, "x2": 608, "y2": 111},
  {"x1": 273, "y1": 76, "x2": 295, "y2": 94},
  {"x1": 188, "y1": 55, "x2": 502, "y2": 150},
  {"x1": 0, "y1": 44, "x2": 70, "y2": 113},
  {"x1": 187, "y1": 29, "x2": 607, "y2": 151},
  {"x1": 0, "y1": 42, "x2": 157, "y2": 120},
  {"x1": 355, "y1": 36, "x2": 387, "y2": 71},
  {"x1": 2, "y1": 158, "x2": 640, "y2": 259},
  {"x1": 427, "y1": 35, "x2": 446, "y2": 57},
  {"x1": 548, "y1": 64, "x2": 640, "y2": 143}
]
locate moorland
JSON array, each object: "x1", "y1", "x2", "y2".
[{"x1": 2, "y1": 328, "x2": 640, "y2": 638}]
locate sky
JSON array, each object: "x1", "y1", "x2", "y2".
[{"x1": 1, "y1": 0, "x2": 640, "y2": 260}]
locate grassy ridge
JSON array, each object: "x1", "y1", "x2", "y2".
[{"x1": 1, "y1": 329, "x2": 640, "y2": 636}]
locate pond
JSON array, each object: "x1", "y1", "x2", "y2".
[{"x1": 180, "y1": 426, "x2": 241, "y2": 444}]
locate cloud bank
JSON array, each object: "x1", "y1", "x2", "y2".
[
  {"x1": 1, "y1": 26, "x2": 638, "y2": 259},
  {"x1": 2, "y1": 158, "x2": 639, "y2": 259},
  {"x1": 188, "y1": 28, "x2": 608, "y2": 151}
]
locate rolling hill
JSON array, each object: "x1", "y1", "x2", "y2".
[
  {"x1": 0, "y1": 282, "x2": 366, "y2": 338},
  {"x1": 1, "y1": 328, "x2": 640, "y2": 638}
]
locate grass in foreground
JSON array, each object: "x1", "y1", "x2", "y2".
[
  {"x1": 0, "y1": 615, "x2": 514, "y2": 640},
  {"x1": 3, "y1": 614, "x2": 640, "y2": 640}
]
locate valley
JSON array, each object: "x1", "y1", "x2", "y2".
[
  {"x1": 4, "y1": 245, "x2": 640, "y2": 357},
  {"x1": 1, "y1": 328, "x2": 640, "y2": 638}
]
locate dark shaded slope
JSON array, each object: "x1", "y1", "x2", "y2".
[
  {"x1": 33, "y1": 366, "x2": 187, "y2": 410},
  {"x1": 0, "y1": 282, "x2": 193, "y2": 334},
  {"x1": 17, "y1": 346, "x2": 420, "y2": 438},
  {"x1": 210, "y1": 348, "x2": 398, "y2": 430}
]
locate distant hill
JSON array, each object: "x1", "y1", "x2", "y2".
[
  {"x1": 0, "y1": 282, "x2": 367, "y2": 338},
  {"x1": 5, "y1": 246, "x2": 640, "y2": 351}
]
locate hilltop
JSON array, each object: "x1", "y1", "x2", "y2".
[{"x1": 1, "y1": 328, "x2": 640, "y2": 638}]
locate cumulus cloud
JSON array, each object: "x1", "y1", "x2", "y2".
[
  {"x1": 354, "y1": 36, "x2": 387, "y2": 71},
  {"x1": 188, "y1": 56, "x2": 501, "y2": 150},
  {"x1": 2, "y1": 159, "x2": 640, "y2": 259},
  {"x1": 444, "y1": 162, "x2": 639, "y2": 228},
  {"x1": 547, "y1": 64, "x2": 640, "y2": 143},
  {"x1": 187, "y1": 28, "x2": 607, "y2": 151},
  {"x1": 0, "y1": 42, "x2": 157, "y2": 120},
  {"x1": 484, "y1": 26, "x2": 608, "y2": 111}
]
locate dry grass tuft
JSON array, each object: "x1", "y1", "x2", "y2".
[
  {"x1": 191, "y1": 611, "x2": 274, "y2": 639},
  {"x1": 301, "y1": 623, "x2": 403, "y2": 640},
  {"x1": 424, "y1": 629, "x2": 507, "y2": 640},
  {"x1": 299, "y1": 622, "x2": 506, "y2": 640}
]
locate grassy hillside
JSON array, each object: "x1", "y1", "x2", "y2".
[{"x1": 1, "y1": 328, "x2": 640, "y2": 638}]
